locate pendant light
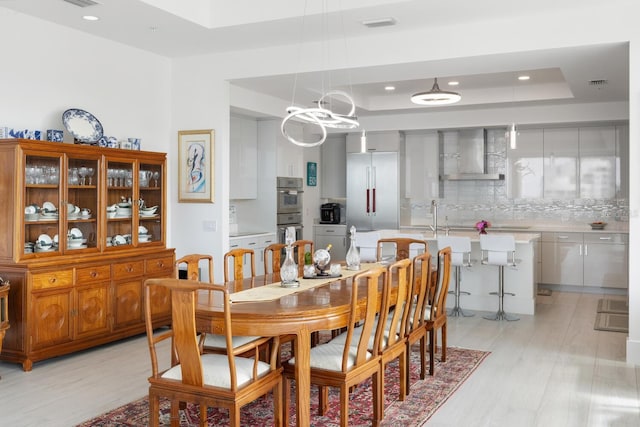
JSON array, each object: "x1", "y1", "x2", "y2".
[
  {"x1": 509, "y1": 123, "x2": 517, "y2": 149},
  {"x1": 360, "y1": 130, "x2": 367, "y2": 153},
  {"x1": 281, "y1": 0, "x2": 359, "y2": 148},
  {"x1": 411, "y1": 78, "x2": 461, "y2": 105}
]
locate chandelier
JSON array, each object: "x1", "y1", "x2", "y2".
[{"x1": 411, "y1": 78, "x2": 462, "y2": 106}]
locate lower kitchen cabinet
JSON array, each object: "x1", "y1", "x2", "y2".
[
  {"x1": 314, "y1": 225, "x2": 347, "y2": 262},
  {"x1": 540, "y1": 232, "x2": 627, "y2": 289},
  {"x1": 229, "y1": 233, "x2": 278, "y2": 277},
  {"x1": 0, "y1": 248, "x2": 175, "y2": 371}
]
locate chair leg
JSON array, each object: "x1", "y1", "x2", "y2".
[
  {"x1": 483, "y1": 266, "x2": 520, "y2": 321},
  {"x1": 428, "y1": 329, "x2": 435, "y2": 375},
  {"x1": 170, "y1": 400, "x2": 180, "y2": 427},
  {"x1": 199, "y1": 405, "x2": 207, "y2": 427},
  {"x1": 230, "y1": 404, "x2": 241, "y2": 427},
  {"x1": 319, "y1": 385, "x2": 329, "y2": 415},
  {"x1": 373, "y1": 371, "x2": 382, "y2": 427},
  {"x1": 419, "y1": 335, "x2": 427, "y2": 380},
  {"x1": 340, "y1": 384, "x2": 350, "y2": 427},
  {"x1": 282, "y1": 376, "x2": 291, "y2": 424},
  {"x1": 273, "y1": 381, "x2": 283, "y2": 427},
  {"x1": 441, "y1": 323, "x2": 447, "y2": 363},
  {"x1": 149, "y1": 394, "x2": 160, "y2": 427},
  {"x1": 399, "y1": 352, "x2": 407, "y2": 401}
]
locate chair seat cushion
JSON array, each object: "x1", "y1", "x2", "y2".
[
  {"x1": 203, "y1": 334, "x2": 262, "y2": 349},
  {"x1": 287, "y1": 343, "x2": 373, "y2": 371},
  {"x1": 162, "y1": 353, "x2": 272, "y2": 389}
]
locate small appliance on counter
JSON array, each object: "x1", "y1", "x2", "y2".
[{"x1": 320, "y1": 203, "x2": 341, "y2": 224}]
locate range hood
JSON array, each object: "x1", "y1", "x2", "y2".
[{"x1": 441, "y1": 128, "x2": 505, "y2": 181}]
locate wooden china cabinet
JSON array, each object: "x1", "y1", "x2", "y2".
[{"x1": 0, "y1": 139, "x2": 175, "y2": 371}]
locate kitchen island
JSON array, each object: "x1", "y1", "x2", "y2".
[{"x1": 373, "y1": 229, "x2": 541, "y2": 316}]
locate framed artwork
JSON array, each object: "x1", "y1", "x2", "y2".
[
  {"x1": 307, "y1": 161, "x2": 317, "y2": 186},
  {"x1": 178, "y1": 129, "x2": 214, "y2": 203}
]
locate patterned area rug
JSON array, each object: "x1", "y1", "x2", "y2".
[
  {"x1": 597, "y1": 298, "x2": 629, "y2": 314},
  {"x1": 76, "y1": 345, "x2": 489, "y2": 427}
]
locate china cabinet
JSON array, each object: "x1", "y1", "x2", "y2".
[{"x1": 0, "y1": 139, "x2": 174, "y2": 371}]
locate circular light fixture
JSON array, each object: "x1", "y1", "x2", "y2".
[
  {"x1": 411, "y1": 78, "x2": 462, "y2": 105},
  {"x1": 82, "y1": 15, "x2": 99, "y2": 21}
]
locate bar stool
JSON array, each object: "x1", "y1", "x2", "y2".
[
  {"x1": 437, "y1": 235, "x2": 474, "y2": 317},
  {"x1": 480, "y1": 234, "x2": 519, "y2": 321}
]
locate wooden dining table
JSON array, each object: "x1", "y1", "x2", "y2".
[{"x1": 194, "y1": 270, "x2": 375, "y2": 427}]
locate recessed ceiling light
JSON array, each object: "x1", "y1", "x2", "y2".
[
  {"x1": 82, "y1": 15, "x2": 99, "y2": 21},
  {"x1": 448, "y1": 81, "x2": 459, "y2": 86},
  {"x1": 518, "y1": 75, "x2": 530, "y2": 81},
  {"x1": 384, "y1": 86, "x2": 396, "y2": 91}
]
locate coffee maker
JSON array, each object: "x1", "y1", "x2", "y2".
[{"x1": 320, "y1": 203, "x2": 341, "y2": 224}]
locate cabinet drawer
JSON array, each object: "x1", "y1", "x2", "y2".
[
  {"x1": 76, "y1": 265, "x2": 111, "y2": 283},
  {"x1": 583, "y1": 233, "x2": 627, "y2": 244},
  {"x1": 259, "y1": 234, "x2": 277, "y2": 247},
  {"x1": 32, "y1": 270, "x2": 73, "y2": 290},
  {"x1": 113, "y1": 260, "x2": 145, "y2": 279},
  {"x1": 314, "y1": 225, "x2": 347, "y2": 236},
  {"x1": 146, "y1": 256, "x2": 174, "y2": 275},
  {"x1": 541, "y1": 232, "x2": 582, "y2": 243}
]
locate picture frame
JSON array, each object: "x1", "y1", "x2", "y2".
[
  {"x1": 178, "y1": 129, "x2": 214, "y2": 203},
  {"x1": 307, "y1": 161, "x2": 317, "y2": 186}
]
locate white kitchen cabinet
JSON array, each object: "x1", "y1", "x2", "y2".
[
  {"x1": 507, "y1": 128, "x2": 544, "y2": 199},
  {"x1": 314, "y1": 224, "x2": 347, "y2": 261},
  {"x1": 543, "y1": 127, "x2": 579, "y2": 199},
  {"x1": 579, "y1": 126, "x2": 616, "y2": 199},
  {"x1": 320, "y1": 135, "x2": 346, "y2": 198},
  {"x1": 346, "y1": 130, "x2": 401, "y2": 153},
  {"x1": 540, "y1": 231, "x2": 628, "y2": 289},
  {"x1": 404, "y1": 131, "x2": 439, "y2": 199},
  {"x1": 277, "y1": 124, "x2": 304, "y2": 178},
  {"x1": 229, "y1": 233, "x2": 277, "y2": 277},
  {"x1": 230, "y1": 115, "x2": 258, "y2": 199}
]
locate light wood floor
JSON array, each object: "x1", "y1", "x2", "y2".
[{"x1": 0, "y1": 291, "x2": 638, "y2": 426}]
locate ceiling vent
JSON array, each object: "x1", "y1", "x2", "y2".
[
  {"x1": 588, "y1": 79, "x2": 608, "y2": 86},
  {"x1": 361, "y1": 17, "x2": 396, "y2": 28},
  {"x1": 63, "y1": 0, "x2": 100, "y2": 7}
]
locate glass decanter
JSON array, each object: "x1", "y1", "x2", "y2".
[
  {"x1": 346, "y1": 225, "x2": 361, "y2": 271},
  {"x1": 280, "y1": 227, "x2": 299, "y2": 287}
]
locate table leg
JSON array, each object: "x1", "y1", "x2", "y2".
[{"x1": 294, "y1": 328, "x2": 311, "y2": 427}]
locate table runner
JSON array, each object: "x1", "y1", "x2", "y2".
[{"x1": 229, "y1": 263, "x2": 383, "y2": 303}]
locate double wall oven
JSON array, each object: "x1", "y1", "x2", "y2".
[{"x1": 277, "y1": 176, "x2": 303, "y2": 243}]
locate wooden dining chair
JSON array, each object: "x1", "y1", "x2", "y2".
[
  {"x1": 264, "y1": 243, "x2": 286, "y2": 274},
  {"x1": 175, "y1": 254, "x2": 213, "y2": 282},
  {"x1": 143, "y1": 278, "x2": 283, "y2": 427},
  {"x1": 404, "y1": 250, "x2": 432, "y2": 389},
  {"x1": 282, "y1": 266, "x2": 387, "y2": 427},
  {"x1": 376, "y1": 237, "x2": 427, "y2": 262},
  {"x1": 425, "y1": 246, "x2": 452, "y2": 375},
  {"x1": 224, "y1": 248, "x2": 256, "y2": 291},
  {"x1": 292, "y1": 239, "x2": 314, "y2": 276}
]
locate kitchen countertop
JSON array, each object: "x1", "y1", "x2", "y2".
[
  {"x1": 229, "y1": 231, "x2": 276, "y2": 239},
  {"x1": 382, "y1": 229, "x2": 541, "y2": 243},
  {"x1": 400, "y1": 221, "x2": 628, "y2": 234}
]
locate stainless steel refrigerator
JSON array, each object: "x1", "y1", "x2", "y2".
[{"x1": 346, "y1": 151, "x2": 399, "y2": 231}]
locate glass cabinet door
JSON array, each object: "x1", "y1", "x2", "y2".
[
  {"x1": 23, "y1": 152, "x2": 63, "y2": 257},
  {"x1": 138, "y1": 161, "x2": 164, "y2": 245},
  {"x1": 106, "y1": 159, "x2": 135, "y2": 249},
  {"x1": 65, "y1": 155, "x2": 100, "y2": 252}
]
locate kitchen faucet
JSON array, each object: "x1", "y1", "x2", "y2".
[{"x1": 429, "y1": 200, "x2": 450, "y2": 236}]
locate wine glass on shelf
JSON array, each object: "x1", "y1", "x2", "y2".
[
  {"x1": 152, "y1": 171, "x2": 159, "y2": 187},
  {"x1": 107, "y1": 168, "x2": 114, "y2": 187},
  {"x1": 86, "y1": 167, "x2": 95, "y2": 185},
  {"x1": 78, "y1": 166, "x2": 88, "y2": 186}
]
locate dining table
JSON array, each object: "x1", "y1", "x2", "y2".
[{"x1": 194, "y1": 263, "x2": 383, "y2": 427}]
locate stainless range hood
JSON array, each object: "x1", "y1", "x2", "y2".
[{"x1": 441, "y1": 128, "x2": 505, "y2": 181}]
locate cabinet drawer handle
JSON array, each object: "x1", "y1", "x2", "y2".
[
  {"x1": 126, "y1": 265, "x2": 134, "y2": 272},
  {"x1": 157, "y1": 261, "x2": 164, "y2": 267},
  {"x1": 90, "y1": 271, "x2": 98, "y2": 278},
  {"x1": 599, "y1": 237, "x2": 612, "y2": 240},
  {"x1": 326, "y1": 230, "x2": 335, "y2": 233},
  {"x1": 48, "y1": 277, "x2": 56, "y2": 284},
  {"x1": 557, "y1": 236, "x2": 569, "y2": 239},
  {"x1": 248, "y1": 242, "x2": 256, "y2": 246}
]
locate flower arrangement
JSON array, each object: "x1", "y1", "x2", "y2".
[{"x1": 475, "y1": 219, "x2": 491, "y2": 234}]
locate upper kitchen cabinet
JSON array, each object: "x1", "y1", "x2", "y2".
[
  {"x1": 230, "y1": 115, "x2": 258, "y2": 199},
  {"x1": 346, "y1": 130, "x2": 401, "y2": 153},
  {"x1": 579, "y1": 126, "x2": 616, "y2": 199},
  {"x1": 404, "y1": 131, "x2": 438, "y2": 199},
  {"x1": 543, "y1": 127, "x2": 579, "y2": 199},
  {"x1": 507, "y1": 128, "x2": 543, "y2": 199},
  {"x1": 320, "y1": 134, "x2": 346, "y2": 198},
  {"x1": 617, "y1": 124, "x2": 629, "y2": 200},
  {"x1": 277, "y1": 122, "x2": 303, "y2": 178}
]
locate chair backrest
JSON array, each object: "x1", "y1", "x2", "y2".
[
  {"x1": 380, "y1": 258, "x2": 412, "y2": 352},
  {"x1": 144, "y1": 278, "x2": 277, "y2": 392},
  {"x1": 377, "y1": 237, "x2": 427, "y2": 262},
  {"x1": 263, "y1": 243, "x2": 286, "y2": 274},
  {"x1": 339, "y1": 266, "x2": 386, "y2": 372},
  {"x1": 479, "y1": 234, "x2": 516, "y2": 266},
  {"x1": 437, "y1": 235, "x2": 472, "y2": 267},
  {"x1": 224, "y1": 248, "x2": 256, "y2": 282},
  {"x1": 292, "y1": 240, "x2": 314, "y2": 275},
  {"x1": 175, "y1": 254, "x2": 214, "y2": 282},
  {"x1": 429, "y1": 247, "x2": 452, "y2": 322},
  {"x1": 407, "y1": 251, "x2": 432, "y2": 335}
]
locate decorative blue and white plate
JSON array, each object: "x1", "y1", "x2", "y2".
[{"x1": 62, "y1": 108, "x2": 104, "y2": 143}]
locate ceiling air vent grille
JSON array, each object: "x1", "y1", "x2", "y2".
[
  {"x1": 63, "y1": 0, "x2": 100, "y2": 7},
  {"x1": 588, "y1": 79, "x2": 608, "y2": 86}
]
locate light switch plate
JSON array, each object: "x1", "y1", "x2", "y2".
[{"x1": 203, "y1": 220, "x2": 216, "y2": 232}]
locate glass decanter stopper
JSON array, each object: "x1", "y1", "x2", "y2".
[{"x1": 346, "y1": 225, "x2": 360, "y2": 271}]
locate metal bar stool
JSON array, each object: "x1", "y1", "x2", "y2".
[
  {"x1": 437, "y1": 235, "x2": 474, "y2": 317},
  {"x1": 480, "y1": 234, "x2": 519, "y2": 321}
]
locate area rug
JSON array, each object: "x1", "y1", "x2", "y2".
[
  {"x1": 594, "y1": 312, "x2": 629, "y2": 333},
  {"x1": 76, "y1": 346, "x2": 489, "y2": 427},
  {"x1": 597, "y1": 298, "x2": 629, "y2": 314}
]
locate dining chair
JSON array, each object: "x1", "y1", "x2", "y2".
[
  {"x1": 376, "y1": 237, "x2": 427, "y2": 262},
  {"x1": 282, "y1": 266, "x2": 387, "y2": 427},
  {"x1": 425, "y1": 246, "x2": 452, "y2": 375},
  {"x1": 404, "y1": 250, "x2": 432, "y2": 391},
  {"x1": 143, "y1": 278, "x2": 283, "y2": 427},
  {"x1": 224, "y1": 248, "x2": 256, "y2": 290},
  {"x1": 292, "y1": 239, "x2": 314, "y2": 276},
  {"x1": 264, "y1": 243, "x2": 286, "y2": 274},
  {"x1": 175, "y1": 253, "x2": 213, "y2": 282}
]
